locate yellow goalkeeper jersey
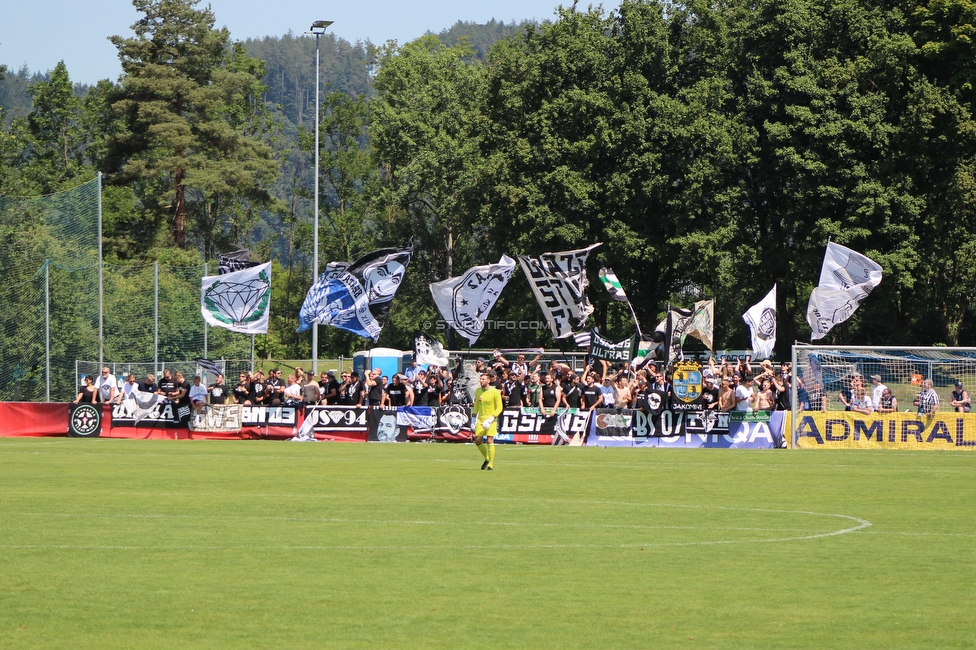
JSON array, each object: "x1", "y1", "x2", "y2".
[{"x1": 474, "y1": 386, "x2": 503, "y2": 425}]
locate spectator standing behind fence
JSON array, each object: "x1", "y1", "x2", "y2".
[
  {"x1": 875, "y1": 387, "x2": 897, "y2": 413},
  {"x1": 717, "y1": 377, "x2": 735, "y2": 411},
  {"x1": 156, "y1": 369, "x2": 175, "y2": 399},
  {"x1": 283, "y1": 375, "x2": 302, "y2": 405},
  {"x1": 139, "y1": 373, "x2": 157, "y2": 394},
  {"x1": 233, "y1": 373, "x2": 251, "y2": 405},
  {"x1": 735, "y1": 375, "x2": 757, "y2": 412},
  {"x1": 94, "y1": 366, "x2": 117, "y2": 403},
  {"x1": 118, "y1": 374, "x2": 138, "y2": 404},
  {"x1": 302, "y1": 374, "x2": 320, "y2": 405},
  {"x1": 755, "y1": 378, "x2": 775, "y2": 412},
  {"x1": 73, "y1": 375, "x2": 97, "y2": 404},
  {"x1": 365, "y1": 369, "x2": 383, "y2": 406},
  {"x1": 539, "y1": 373, "x2": 562, "y2": 416},
  {"x1": 951, "y1": 382, "x2": 971, "y2": 413},
  {"x1": 870, "y1": 375, "x2": 888, "y2": 407},
  {"x1": 208, "y1": 374, "x2": 228, "y2": 405},
  {"x1": 172, "y1": 372, "x2": 190, "y2": 403},
  {"x1": 250, "y1": 370, "x2": 268, "y2": 406},
  {"x1": 914, "y1": 379, "x2": 940, "y2": 415},
  {"x1": 851, "y1": 387, "x2": 874, "y2": 415}
]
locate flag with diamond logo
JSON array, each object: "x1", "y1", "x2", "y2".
[{"x1": 201, "y1": 262, "x2": 271, "y2": 334}]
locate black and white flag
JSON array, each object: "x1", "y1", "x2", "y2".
[
  {"x1": 430, "y1": 255, "x2": 516, "y2": 345},
  {"x1": 414, "y1": 331, "x2": 450, "y2": 368},
  {"x1": 218, "y1": 249, "x2": 260, "y2": 275},
  {"x1": 806, "y1": 242, "x2": 882, "y2": 340},
  {"x1": 297, "y1": 244, "x2": 413, "y2": 341},
  {"x1": 519, "y1": 243, "x2": 601, "y2": 339},
  {"x1": 655, "y1": 307, "x2": 693, "y2": 366},
  {"x1": 743, "y1": 285, "x2": 777, "y2": 359},
  {"x1": 588, "y1": 331, "x2": 637, "y2": 363}
]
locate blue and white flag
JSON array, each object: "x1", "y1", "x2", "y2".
[
  {"x1": 430, "y1": 255, "x2": 516, "y2": 345},
  {"x1": 297, "y1": 244, "x2": 413, "y2": 341},
  {"x1": 201, "y1": 262, "x2": 271, "y2": 334}
]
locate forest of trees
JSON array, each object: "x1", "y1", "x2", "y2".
[{"x1": 2, "y1": 0, "x2": 976, "y2": 382}]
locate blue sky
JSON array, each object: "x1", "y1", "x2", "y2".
[{"x1": 1, "y1": 0, "x2": 571, "y2": 84}]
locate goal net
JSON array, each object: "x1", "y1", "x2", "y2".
[{"x1": 790, "y1": 345, "x2": 976, "y2": 449}]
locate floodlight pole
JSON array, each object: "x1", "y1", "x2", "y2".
[{"x1": 307, "y1": 20, "x2": 334, "y2": 377}]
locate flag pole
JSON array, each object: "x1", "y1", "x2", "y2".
[{"x1": 627, "y1": 301, "x2": 643, "y2": 339}]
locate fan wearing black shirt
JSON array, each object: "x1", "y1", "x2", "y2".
[
  {"x1": 701, "y1": 375, "x2": 719, "y2": 410},
  {"x1": 208, "y1": 373, "x2": 229, "y2": 405},
  {"x1": 562, "y1": 373, "x2": 583, "y2": 409},
  {"x1": 344, "y1": 372, "x2": 364, "y2": 406},
  {"x1": 156, "y1": 369, "x2": 176, "y2": 399},
  {"x1": 365, "y1": 369, "x2": 384, "y2": 406},
  {"x1": 139, "y1": 373, "x2": 158, "y2": 394},
  {"x1": 266, "y1": 369, "x2": 285, "y2": 406},
  {"x1": 385, "y1": 374, "x2": 409, "y2": 407},
  {"x1": 233, "y1": 373, "x2": 251, "y2": 405},
  {"x1": 251, "y1": 370, "x2": 268, "y2": 406},
  {"x1": 539, "y1": 373, "x2": 562, "y2": 417},
  {"x1": 505, "y1": 374, "x2": 526, "y2": 408},
  {"x1": 581, "y1": 373, "x2": 604, "y2": 410}
]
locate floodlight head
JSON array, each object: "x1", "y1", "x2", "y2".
[{"x1": 310, "y1": 20, "x2": 334, "y2": 33}]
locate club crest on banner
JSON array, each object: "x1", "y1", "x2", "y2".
[
  {"x1": 69, "y1": 403, "x2": 102, "y2": 437},
  {"x1": 672, "y1": 360, "x2": 703, "y2": 407},
  {"x1": 758, "y1": 307, "x2": 776, "y2": 341},
  {"x1": 439, "y1": 405, "x2": 471, "y2": 434}
]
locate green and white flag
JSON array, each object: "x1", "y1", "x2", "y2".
[
  {"x1": 201, "y1": 262, "x2": 271, "y2": 334},
  {"x1": 599, "y1": 267, "x2": 628, "y2": 302}
]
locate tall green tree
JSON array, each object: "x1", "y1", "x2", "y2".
[{"x1": 106, "y1": 0, "x2": 279, "y2": 253}]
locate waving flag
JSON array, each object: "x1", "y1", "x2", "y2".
[
  {"x1": 683, "y1": 299, "x2": 714, "y2": 350},
  {"x1": 218, "y1": 249, "x2": 260, "y2": 275},
  {"x1": 519, "y1": 243, "x2": 601, "y2": 339},
  {"x1": 201, "y1": 262, "x2": 271, "y2": 334},
  {"x1": 599, "y1": 267, "x2": 628, "y2": 302},
  {"x1": 430, "y1": 255, "x2": 516, "y2": 345},
  {"x1": 807, "y1": 242, "x2": 883, "y2": 340},
  {"x1": 414, "y1": 332, "x2": 450, "y2": 368},
  {"x1": 298, "y1": 244, "x2": 413, "y2": 341},
  {"x1": 743, "y1": 285, "x2": 777, "y2": 359}
]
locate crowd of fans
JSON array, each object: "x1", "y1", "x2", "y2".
[{"x1": 72, "y1": 356, "x2": 973, "y2": 418}]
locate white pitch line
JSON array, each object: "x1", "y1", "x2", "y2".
[
  {"x1": 0, "y1": 504, "x2": 872, "y2": 549},
  {"x1": 8, "y1": 511, "x2": 828, "y2": 534}
]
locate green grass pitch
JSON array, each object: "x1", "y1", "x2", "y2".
[{"x1": 0, "y1": 439, "x2": 974, "y2": 648}]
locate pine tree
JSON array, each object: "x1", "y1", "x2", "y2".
[{"x1": 106, "y1": 0, "x2": 278, "y2": 251}]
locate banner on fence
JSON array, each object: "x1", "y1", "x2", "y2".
[
  {"x1": 241, "y1": 405, "x2": 298, "y2": 427},
  {"x1": 68, "y1": 403, "x2": 102, "y2": 437},
  {"x1": 190, "y1": 404, "x2": 243, "y2": 433},
  {"x1": 433, "y1": 405, "x2": 474, "y2": 442},
  {"x1": 368, "y1": 407, "x2": 408, "y2": 442},
  {"x1": 587, "y1": 408, "x2": 785, "y2": 448},
  {"x1": 495, "y1": 408, "x2": 590, "y2": 444},
  {"x1": 794, "y1": 412, "x2": 976, "y2": 449},
  {"x1": 111, "y1": 399, "x2": 192, "y2": 428},
  {"x1": 304, "y1": 406, "x2": 368, "y2": 434}
]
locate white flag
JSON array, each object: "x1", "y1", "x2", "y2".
[
  {"x1": 684, "y1": 299, "x2": 714, "y2": 350},
  {"x1": 807, "y1": 242, "x2": 882, "y2": 340},
  {"x1": 742, "y1": 285, "x2": 777, "y2": 359},
  {"x1": 430, "y1": 255, "x2": 516, "y2": 345},
  {"x1": 414, "y1": 332, "x2": 450, "y2": 368},
  {"x1": 201, "y1": 262, "x2": 271, "y2": 334}
]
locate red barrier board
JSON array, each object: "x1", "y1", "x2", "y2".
[{"x1": 0, "y1": 402, "x2": 70, "y2": 436}]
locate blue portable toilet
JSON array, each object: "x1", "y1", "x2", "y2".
[{"x1": 353, "y1": 348, "x2": 403, "y2": 380}]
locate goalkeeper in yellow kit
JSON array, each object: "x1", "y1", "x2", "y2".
[{"x1": 474, "y1": 371, "x2": 504, "y2": 470}]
